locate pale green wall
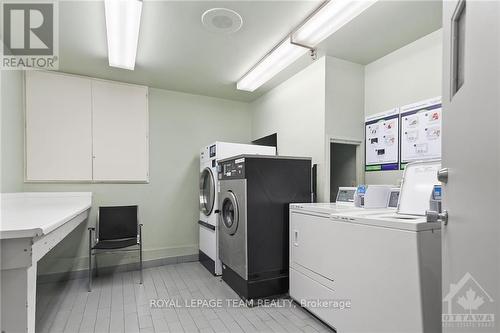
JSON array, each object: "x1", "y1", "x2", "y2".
[
  {"x1": 250, "y1": 56, "x2": 366, "y2": 202},
  {"x1": 250, "y1": 57, "x2": 327, "y2": 201},
  {"x1": 1, "y1": 30, "x2": 444, "y2": 273},
  {"x1": 364, "y1": 29, "x2": 443, "y2": 185},
  {"x1": 250, "y1": 29, "x2": 443, "y2": 199},
  {"x1": 325, "y1": 56, "x2": 365, "y2": 200},
  {"x1": 325, "y1": 56, "x2": 365, "y2": 142},
  {"x1": 1, "y1": 71, "x2": 24, "y2": 192},
  {"x1": 1, "y1": 71, "x2": 252, "y2": 274}
]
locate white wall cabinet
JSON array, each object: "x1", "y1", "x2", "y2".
[
  {"x1": 25, "y1": 71, "x2": 93, "y2": 181},
  {"x1": 91, "y1": 81, "x2": 149, "y2": 182},
  {"x1": 25, "y1": 71, "x2": 149, "y2": 183}
]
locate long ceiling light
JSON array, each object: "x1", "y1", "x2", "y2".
[
  {"x1": 293, "y1": 0, "x2": 377, "y2": 46},
  {"x1": 236, "y1": 0, "x2": 377, "y2": 92},
  {"x1": 104, "y1": 0, "x2": 143, "y2": 70},
  {"x1": 236, "y1": 39, "x2": 308, "y2": 92}
]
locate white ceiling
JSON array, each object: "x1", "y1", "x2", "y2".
[
  {"x1": 317, "y1": 0, "x2": 442, "y2": 64},
  {"x1": 57, "y1": 0, "x2": 442, "y2": 102}
]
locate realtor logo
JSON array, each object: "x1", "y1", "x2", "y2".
[
  {"x1": 1, "y1": 2, "x2": 58, "y2": 69},
  {"x1": 443, "y1": 272, "x2": 495, "y2": 329}
]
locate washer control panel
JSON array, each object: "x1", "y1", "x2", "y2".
[{"x1": 219, "y1": 158, "x2": 245, "y2": 180}]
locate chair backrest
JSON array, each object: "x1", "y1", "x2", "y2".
[{"x1": 98, "y1": 205, "x2": 138, "y2": 241}]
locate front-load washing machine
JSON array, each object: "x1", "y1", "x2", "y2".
[
  {"x1": 198, "y1": 142, "x2": 275, "y2": 275},
  {"x1": 218, "y1": 155, "x2": 311, "y2": 300}
]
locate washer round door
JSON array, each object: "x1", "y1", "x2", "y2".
[
  {"x1": 220, "y1": 191, "x2": 239, "y2": 235},
  {"x1": 199, "y1": 167, "x2": 215, "y2": 216}
]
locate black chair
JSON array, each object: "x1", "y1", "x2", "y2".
[{"x1": 88, "y1": 205, "x2": 143, "y2": 292}]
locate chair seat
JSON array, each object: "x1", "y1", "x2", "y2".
[{"x1": 93, "y1": 238, "x2": 138, "y2": 250}]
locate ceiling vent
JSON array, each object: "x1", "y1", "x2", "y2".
[{"x1": 201, "y1": 8, "x2": 243, "y2": 34}]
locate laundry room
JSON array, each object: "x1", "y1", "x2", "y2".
[{"x1": 1, "y1": 1, "x2": 499, "y2": 333}]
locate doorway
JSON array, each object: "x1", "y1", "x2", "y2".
[{"x1": 330, "y1": 142, "x2": 358, "y2": 202}]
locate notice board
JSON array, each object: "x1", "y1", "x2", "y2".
[
  {"x1": 400, "y1": 97, "x2": 442, "y2": 169},
  {"x1": 365, "y1": 108, "x2": 400, "y2": 171}
]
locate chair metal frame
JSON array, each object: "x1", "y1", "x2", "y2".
[{"x1": 88, "y1": 206, "x2": 143, "y2": 292}]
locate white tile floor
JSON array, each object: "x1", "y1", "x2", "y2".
[{"x1": 36, "y1": 262, "x2": 332, "y2": 333}]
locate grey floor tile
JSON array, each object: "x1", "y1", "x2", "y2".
[
  {"x1": 78, "y1": 314, "x2": 97, "y2": 333},
  {"x1": 192, "y1": 315, "x2": 210, "y2": 330},
  {"x1": 167, "y1": 321, "x2": 184, "y2": 333},
  {"x1": 163, "y1": 308, "x2": 180, "y2": 323},
  {"x1": 138, "y1": 314, "x2": 153, "y2": 329},
  {"x1": 49, "y1": 309, "x2": 71, "y2": 332},
  {"x1": 124, "y1": 313, "x2": 140, "y2": 333},
  {"x1": 139, "y1": 328, "x2": 155, "y2": 333},
  {"x1": 35, "y1": 263, "x2": 333, "y2": 333},
  {"x1": 199, "y1": 328, "x2": 215, "y2": 333},
  {"x1": 302, "y1": 326, "x2": 320, "y2": 333},
  {"x1": 180, "y1": 324, "x2": 199, "y2": 333},
  {"x1": 109, "y1": 310, "x2": 125, "y2": 333},
  {"x1": 94, "y1": 315, "x2": 110, "y2": 333},
  {"x1": 208, "y1": 318, "x2": 228, "y2": 332},
  {"x1": 152, "y1": 316, "x2": 170, "y2": 333}
]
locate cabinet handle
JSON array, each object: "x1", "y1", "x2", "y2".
[{"x1": 293, "y1": 230, "x2": 299, "y2": 246}]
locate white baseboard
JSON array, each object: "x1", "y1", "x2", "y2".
[
  {"x1": 37, "y1": 245, "x2": 198, "y2": 282},
  {"x1": 37, "y1": 252, "x2": 199, "y2": 284}
]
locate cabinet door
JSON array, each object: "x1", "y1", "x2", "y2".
[
  {"x1": 91, "y1": 80, "x2": 149, "y2": 182},
  {"x1": 25, "y1": 71, "x2": 93, "y2": 181}
]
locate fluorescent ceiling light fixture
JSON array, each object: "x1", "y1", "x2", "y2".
[
  {"x1": 293, "y1": 0, "x2": 377, "y2": 46},
  {"x1": 236, "y1": 0, "x2": 377, "y2": 92},
  {"x1": 237, "y1": 39, "x2": 308, "y2": 92},
  {"x1": 105, "y1": 0, "x2": 143, "y2": 70}
]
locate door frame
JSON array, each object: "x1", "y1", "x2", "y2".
[{"x1": 325, "y1": 136, "x2": 364, "y2": 202}]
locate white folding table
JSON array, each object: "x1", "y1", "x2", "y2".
[{"x1": 0, "y1": 192, "x2": 92, "y2": 333}]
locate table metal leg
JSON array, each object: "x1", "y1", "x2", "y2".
[{"x1": 88, "y1": 228, "x2": 92, "y2": 292}]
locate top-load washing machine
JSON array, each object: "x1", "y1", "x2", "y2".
[
  {"x1": 218, "y1": 155, "x2": 311, "y2": 300},
  {"x1": 289, "y1": 187, "x2": 357, "y2": 215},
  {"x1": 198, "y1": 142, "x2": 276, "y2": 275},
  {"x1": 289, "y1": 160, "x2": 442, "y2": 333},
  {"x1": 291, "y1": 186, "x2": 400, "y2": 216}
]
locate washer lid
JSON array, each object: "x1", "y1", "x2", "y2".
[
  {"x1": 331, "y1": 211, "x2": 440, "y2": 231},
  {"x1": 398, "y1": 160, "x2": 441, "y2": 216},
  {"x1": 290, "y1": 203, "x2": 358, "y2": 215}
]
